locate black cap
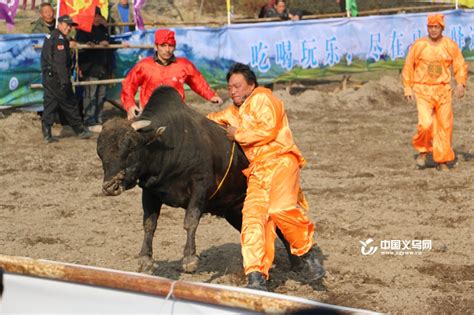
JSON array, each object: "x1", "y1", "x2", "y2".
[{"x1": 58, "y1": 15, "x2": 78, "y2": 26}]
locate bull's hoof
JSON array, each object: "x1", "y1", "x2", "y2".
[
  {"x1": 182, "y1": 255, "x2": 199, "y2": 273},
  {"x1": 138, "y1": 255, "x2": 157, "y2": 274}
]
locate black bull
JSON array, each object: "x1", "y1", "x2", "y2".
[{"x1": 97, "y1": 86, "x2": 302, "y2": 273}]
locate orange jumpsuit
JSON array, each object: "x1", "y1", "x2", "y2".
[
  {"x1": 207, "y1": 87, "x2": 314, "y2": 278},
  {"x1": 402, "y1": 36, "x2": 467, "y2": 163}
]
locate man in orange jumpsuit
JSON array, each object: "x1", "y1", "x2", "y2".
[
  {"x1": 207, "y1": 63, "x2": 325, "y2": 290},
  {"x1": 402, "y1": 13, "x2": 467, "y2": 171},
  {"x1": 121, "y1": 29, "x2": 223, "y2": 120}
]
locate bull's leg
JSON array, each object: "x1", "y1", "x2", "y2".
[
  {"x1": 182, "y1": 204, "x2": 202, "y2": 273},
  {"x1": 138, "y1": 189, "x2": 162, "y2": 274},
  {"x1": 224, "y1": 206, "x2": 243, "y2": 231}
]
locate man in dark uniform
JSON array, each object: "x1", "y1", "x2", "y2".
[{"x1": 40, "y1": 15, "x2": 91, "y2": 143}]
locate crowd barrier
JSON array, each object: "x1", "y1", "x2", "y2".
[{"x1": 0, "y1": 9, "x2": 472, "y2": 108}]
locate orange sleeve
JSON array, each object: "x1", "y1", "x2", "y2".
[
  {"x1": 234, "y1": 93, "x2": 281, "y2": 147},
  {"x1": 207, "y1": 105, "x2": 238, "y2": 126},
  {"x1": 449, "y1": 40, "x2": 468, "y2": 86},
  {"x1": 402, "y1": 41, "x2": 418, "y2": 96}
]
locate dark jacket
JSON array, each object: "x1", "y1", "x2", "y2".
[
  {"x1": 264, "y1": 7, "x2": 303, "y2": 20},
  {"x1": 75, "y1": 24, "x2": 118, "y2": 78},
  {"x1": 40, "y1": 29, "x2": 73, "y2": 86}
]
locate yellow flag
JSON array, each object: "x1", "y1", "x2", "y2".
[{"x1": 98, "y1": 0, "x2": 109, "y2": 19}]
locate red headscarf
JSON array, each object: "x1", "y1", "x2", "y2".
[
  {"x1": 427, "y1": 13, "x2": 445, "y2": 29},
  {"x1": 155, "y1": 29, "x2": 176, "y2": 46}
]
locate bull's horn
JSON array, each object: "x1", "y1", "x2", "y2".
[
  {"x1": 145, "y1": 126, "x2": 167, "y2": 146},
  {"x1": 155, "y1": 126, "x2": 166, "y2": 136},
  {"x1": 131, "y1": 120, "x2": 152, "y2": 131}
]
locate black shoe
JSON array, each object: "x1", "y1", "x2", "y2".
[
  {"x1": 246, "y1": 271, "x2": 267, "y2": 291},
  {"x1": 72, "y1": 125, "x2": 92, "y2": 139},
  {"x1": 77, "y1": 129, "x2": 92, "y2": 139},
  {"x1": 42, "y1": 123, "x2": 59, "y2": 143},
  {"x1": 301, "y1": 248, "x2": 326, "y2": 281},
  {"x1": 44, "y1": 135, "x2": 59, "y2": 143}
]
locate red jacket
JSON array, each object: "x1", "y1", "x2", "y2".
[{"x1": 121, "y1": 56, "x2": 216, "y2": 111}]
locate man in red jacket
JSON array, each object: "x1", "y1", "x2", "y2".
[{"x1": 121, "y1": 29, "x2": 223, "y2": 120}]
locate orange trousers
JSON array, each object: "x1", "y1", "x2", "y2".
[
  {"x1": 241, "y1": 153, "x2": 314, "y2": 279},
  {"x1": 413, "y1": 84, "x2": 454, "y2": 163}
]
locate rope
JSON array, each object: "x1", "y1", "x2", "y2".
[
  {"x1": 209, "y1": 141, "x2": 236, "y2": 199},
  {"x1": 165, "y1": 280, "x2": 176, "y2": 301},
  {"x1": 158, "y1": 280, "x2": 177, "y2": 312}
]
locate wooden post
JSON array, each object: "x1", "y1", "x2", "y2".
[
  {"x1": 232, "y1": 4, "x2": 455, "y2": 24},
  {"x1": 198, "y1": 0, "x2": 205, "y2": 19},
  {"x1": 33, "y1": 44, "x2": 155, "y2": 50},
  {"x1": 226, "y1": 0, "x2": 231, "y2": 25},
  {"x1": 75, "y1": 46, "x2": 79, "y2": 83},
  {"x1": 30, "y1": 78, "x2": 125, "y2": 89}
]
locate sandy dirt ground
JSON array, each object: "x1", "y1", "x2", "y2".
[{"x1": 0, "y1": 70, "x2": 473, "y2": 314}]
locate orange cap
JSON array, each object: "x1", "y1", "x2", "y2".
[
  {"x1": 427, "y1": 13, "x2": 445, "y2": 29},
  {"x1": 155, "y1": 29, "x2": 176, "y2": 46}
]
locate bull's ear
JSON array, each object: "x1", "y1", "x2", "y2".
[
  {"x1": 146, "y1": 126, "x2": 167, "y2": 145},
  {"x1": 131, "y1": 120, "x2": 152, "y2": 131}
]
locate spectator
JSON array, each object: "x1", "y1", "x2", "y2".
[
  {"x1": 75, "y1": 8, "x2": 119, "y2": 132},
  {"x1": 40, "y1": 15, "x2": 92, "y2": 143},
  {"x1": 31, "y1": 2, "x2": 55, "y2": 33},
  {"x1": 336, "y1": 0, "x2": 345, "y2": 14},
  {"x1": 121, "y1": 29, "x2": 223, "y2": 120},
  {"x1": 402, "y1": 13, "x2": 467, "y2": 171},
  {"x1": 258, "y1": 0, "x2": 275, "y2": 18},
  {"x1": 337, "y1": 0, "x2": 358, "y2": 17},
  {"x1": 33, "y1": 3, "x2": 76, "y2": 132},
  {"x1": 109, "y1": 0, "x2": 135, "y2": 34},
  {"x1": 264, "y1": 0, "x2": 302, "y2": 21}
]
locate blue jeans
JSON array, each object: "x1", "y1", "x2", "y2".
[{"x1": 82, "y1": 76, "x2": 106, "y2": 126}]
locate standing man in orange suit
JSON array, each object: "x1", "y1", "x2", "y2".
[
  {"x1": 207, "y1": 63, "x2": 325, "y2": 291},
  {"x1": 402, "y1": 13, "x2": 467, "y2": 171}
]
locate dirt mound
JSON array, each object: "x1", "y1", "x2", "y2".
[{"x1": 0, "y1": 112, "x2": 40, "y2": 144}]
